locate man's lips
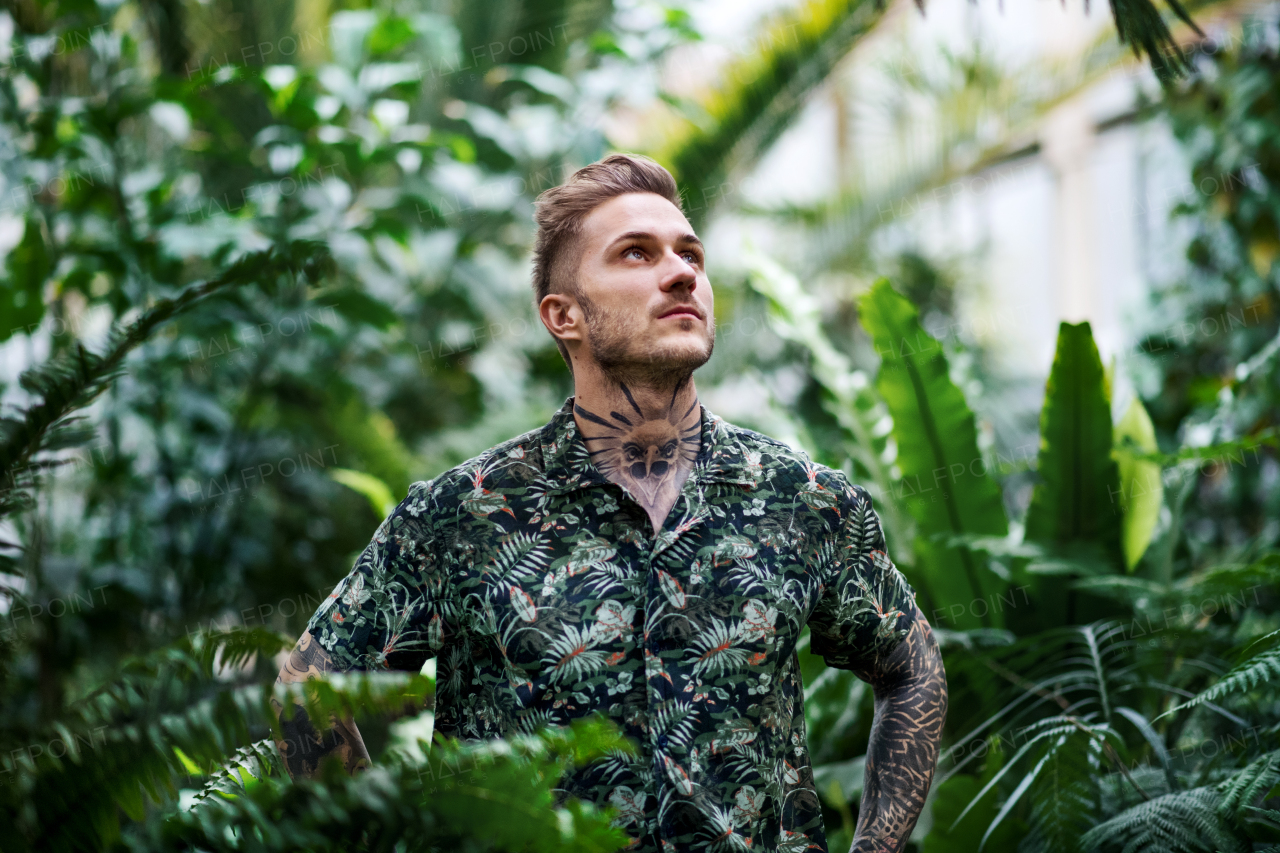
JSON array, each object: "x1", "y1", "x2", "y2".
[{"x1": 658, "y1": 306, "x2": 703, "y2": 321}]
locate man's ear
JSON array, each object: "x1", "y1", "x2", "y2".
[{"x1": 539, "y1": 292, "x2": 585, "y2": 349}]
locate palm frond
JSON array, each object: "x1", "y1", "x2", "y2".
[
  {"x1": 742, "y1": 250, "x2": 905, "y2": 548},
  {"x1": 1108, "y1": 0, "x2": 1203, "y2": 83},
  {"x1": 654, "y1": 0, "x2": 885, "y2": 229},
  {"x1": 654, "y1": 0, "x2": 1202, "y2": 230}
]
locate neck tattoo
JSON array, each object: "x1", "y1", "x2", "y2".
[{"x1": 575, "y1": 383, "x2": 701, "y2": 532}]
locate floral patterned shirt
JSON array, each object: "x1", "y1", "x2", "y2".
[{"x1": 307, "y1": 398, "x2": 917, "y2": 853}]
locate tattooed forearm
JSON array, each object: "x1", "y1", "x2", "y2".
[
  {"x1": 574, "y1": 380, "x2": 700, "y2": 532},
  {"x1": 849, "y1": 603, "x2": 948, "y2": 853},
  {"x1": 272, "y1": 630, "x2": 371, "y2": 779}
]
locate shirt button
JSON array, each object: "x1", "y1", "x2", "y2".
[{"x1": 658, "y1": 734, "x2": 669, "y2": 749}]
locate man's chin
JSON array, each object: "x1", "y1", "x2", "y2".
[
  {"x1": 652, "y1": 333, "x2": 714, "y2": 370},
  {"x1": 596, "y1": 341, "x2": 713, "y2": 388}
]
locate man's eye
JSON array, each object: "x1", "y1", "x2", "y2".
[
  {"x1": 624, "y1": 247, "x2": 645, "y2": 260},
  {"x1": 681, "y1": 252, "x2": 700, "y2": 264}
]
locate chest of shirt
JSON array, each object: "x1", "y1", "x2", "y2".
[{"x1": 433, "y1": 476, "x2": 840, "y2": 687}]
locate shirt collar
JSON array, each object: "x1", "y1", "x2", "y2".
[{"x1": 537, "y1": 396, "x2": 760, "y2": 495}]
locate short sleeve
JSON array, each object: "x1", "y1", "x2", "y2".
[
  {"x1": 807, "y1": 483, "x2": 917, "y2": 673},
  {"x1": 305, "y1": 479, "x2": 456, "y2": 672}
]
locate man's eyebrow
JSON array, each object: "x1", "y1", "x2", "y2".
[{"x1": 609, "y1": 230, "x2": 704, "y2": 249}]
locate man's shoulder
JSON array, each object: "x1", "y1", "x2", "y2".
[
  {"x1": 405, "y1": 425, "x2": 550, "y2": 503},
  {"x1": 709, "y1": 414, "x2": 862, "y2": 496}
]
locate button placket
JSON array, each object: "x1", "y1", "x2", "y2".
[{"x1": 640, "y1": 498, "x2": 671, "y2": 833}]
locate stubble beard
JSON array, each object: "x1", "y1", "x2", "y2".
[{"x1": 577, "y1": 293, "x2": 715, "y2": 391}]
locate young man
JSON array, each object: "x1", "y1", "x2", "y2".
[{"x1": 276, "y1": 154, "x2": 947, "y2": 853}]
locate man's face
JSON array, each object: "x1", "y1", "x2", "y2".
[{"x1": 570, "y1": 192, "x2": 714, "y2": 386}]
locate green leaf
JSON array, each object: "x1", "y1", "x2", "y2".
[
  {"x1": 858, "y1": 279, "x2": 1008, "y2": 629},
  {"x1": 0, "y1": 218, "x2": 50, "y2": 343},
  {"x1": 330, "y1": 467, "x2": 397, "y2": 518},
  {"x1": 812, "y1": 755, "x2": 865, "y2": 805},
  {"x1": 173, "y1": 747, "x2": 204, "y2": 777},
  {"x1": 368, "y1": 16, "x2": 417, "y2": 55},
  {"x1": 799, "y1": 635, "x2": 871, "y2": 765},
  {"x1": 1115, "y1": 705, "x2": 1177, "y2": 792},
  {"x1": 1023, "y1": 322, "x2": 1123, "y2": 626},
  {"x1": 1113, "y1": 399, "x2": 1163, "y2": 571},
  {"x1": 923, "y1": 772, "x2": 1024, "y2": 853},
  {"x1": 1026, "y1": 322, "x2": 1122, "y2": 550}
]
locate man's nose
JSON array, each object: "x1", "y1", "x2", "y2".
[{"x1": 659, "y1": 249, "x2": 697, "y2": 292}]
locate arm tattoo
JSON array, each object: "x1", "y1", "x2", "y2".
[
  {"x1": 575, "y1": 381, "x2": 700, "y2": 532},
  {"x1": 849, "y1": 603, "x2": 948, "y2": 853},
  {"x1": 272, "y1": 630, "x2": 371, "y2": 779}
]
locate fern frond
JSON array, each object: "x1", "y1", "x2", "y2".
[
  {"x1": 1078, "y1": 786, "x2": 1247, "y2": 853},
  {"x1": 0, "y1": 242, "x2": 330, "y2": 520},
  {"x1": 1217, "y1": 750, "x2": 1280, "y2": 821},
  {"x1": 0, "y1": 627, "x2": 427, "y2": 852},
  {"x1": 1019, "y1": 733, "x2": 1101, "y2": 853},
  {"x1": 150, "y1": 714, "x2": 633, "y2": 853},
  {"x1": 1157, "y1": 632, "x2": 1280, "y2": 719},
  {"x1": 191, "y1": 739, "x2": 287, "y2": 803},
  {"x1": 1177, "y1": 557, "x2": 1280, "y2": 610}
]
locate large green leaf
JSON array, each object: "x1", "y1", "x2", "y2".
[
  {"x1": 1025, "y1": 323, "x2": 1121, "y2": 548},
  {"x1": 1023, "y1": 322, "x2": 1123, "y2": 626},
  {"x1": 1113, "y1": 398, "x2": 1163, "y2": 572},
  {"x1": 858, "y1": 279, "x2": 1008, "y2": 630}
]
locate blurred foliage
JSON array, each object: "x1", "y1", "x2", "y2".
[{"x1": 1134, "y1": 15, "x2": 1280, "y2": 562}]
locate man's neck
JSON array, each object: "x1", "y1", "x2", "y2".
[{"x1": 571, "y1": 373, "x2": 702, "y2": 534}]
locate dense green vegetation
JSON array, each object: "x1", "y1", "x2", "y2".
[{"x1": 0, "y1": 0, "x2": 1276, "y2": 851}]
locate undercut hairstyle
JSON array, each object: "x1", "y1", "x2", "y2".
[{"x1": 532, "y1": 153, "x2": 683, "y2": 368}]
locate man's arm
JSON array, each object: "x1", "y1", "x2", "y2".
[
  {"x1": 272, "y1": 629, "x2": 371, "y2": 779},
  {"x1": 848, "y1": 603, "x2": 948, "y2": 853}
]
